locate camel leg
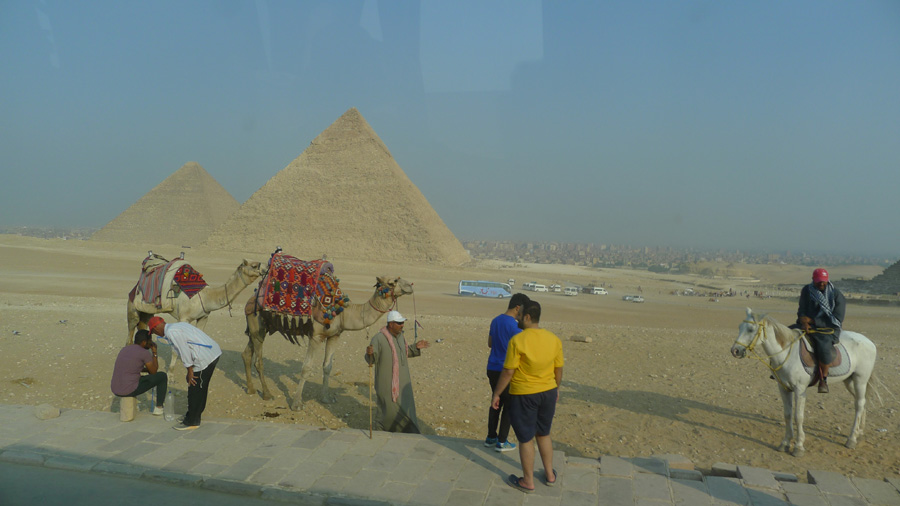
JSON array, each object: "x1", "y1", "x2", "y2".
[
  {"x1": 242, "y1": 335, "x2": 258, "y2": 397},
  {"x1": 194, "y1": 315, "x2": 209, "y2": 331},
  {"x1": 320, "y1": 335, "x2": 339, "y2": 404},
  {"x1": 126, "y1": 301, "x2": 141, "y2": 345},
  {"x1": 792, "y1": 389, "x2": 808, "y2": 457},
  {"x1": 291, "y1": 338, "x2": 321, "y2": 411},
  {"x1": 253, "y1": 334, "x2": 274, "y2": 401},
  {"x1": 844, "y1": 375, "x2": 868, "y2": 449},
  {"x1": 776, "y1": 387, "x2": 793, "y2": 453}
]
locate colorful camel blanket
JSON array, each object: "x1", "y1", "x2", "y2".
[
  {"x1": 256, "y1": 254, "x2": 349, "y2": 325},
  {"x1": 173, "y1": 264, "x2": 208, "y2": 298},
  {"x1": 129, "y1": 257, "x2": 207, "y2": 308}
]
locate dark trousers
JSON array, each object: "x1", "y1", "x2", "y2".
[
  {"x1": 124, "y1": 372, "x2": 168, "y2": 406},
  {"x1": 810, "y1": 332, "x2": 839, "y2": 364},
  {"x1": 184, "y1": 358, "x2": 218, "y2": 426},
  {"x1": 487, "y1": 369, "x2": 511, "y2": 442}
]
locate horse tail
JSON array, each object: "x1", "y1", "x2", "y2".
[{"x1": 867, "y1": 373, "x2": 891, "y2": 407}]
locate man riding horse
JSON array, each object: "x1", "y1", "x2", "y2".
[{"x1": 794, "y1": 268, "x2": 846, "y2": 393}]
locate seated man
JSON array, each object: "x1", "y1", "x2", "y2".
[
  {"x1": 796, "y1": 268, "x2": 845, "y2": 393},
  {"x1": 111, "y1": 329, "x2": 167, "y2": 414}
]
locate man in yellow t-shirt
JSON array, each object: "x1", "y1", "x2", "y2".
[{"x1": 491, "y1": 300, "x2": 564, "y2": 494}]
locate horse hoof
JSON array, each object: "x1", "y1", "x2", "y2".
[{"x1": 792, "y1": 448, "x2": 805, "y2": 458}]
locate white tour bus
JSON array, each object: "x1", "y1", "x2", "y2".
[
  {"x1": 564, "y1": 287, "x2": 578, "y2": 296},
  {"x1": 458, "y1": 280, "x2": 512, "y2": 298}
]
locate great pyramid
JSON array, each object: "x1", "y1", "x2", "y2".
[
  {"x1": 91, "y1": 162, "x2": 240, "y2": 247},
  {"x1": 837, "y1": 259, "x2": 900, "y2": 295},
  {"x1": 203, "y1": 108, "x2": 470, "y2": 266}
]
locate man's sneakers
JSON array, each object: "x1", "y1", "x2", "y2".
[
  {"x1": 152, "y1": 406, "x2": 165, "y2": 416},
  {"x1": 173, "y1": 424, "x2": 198, "y2": 431},
  {"x1": 484, "y1": 437, "x2": 498, "y2": 447},
  {"x1": 496, "y1": 441, "x2": 517, "y2": 452}
]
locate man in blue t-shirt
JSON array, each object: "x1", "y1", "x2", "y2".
[{"x1": 484, "y1": 293, "x2": 530, "y2": 451}]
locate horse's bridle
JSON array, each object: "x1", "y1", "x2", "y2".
[{"x1": 733, "y1": 318, "x2": 801, "y2": 392}]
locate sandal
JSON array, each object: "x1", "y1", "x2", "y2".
[{"x1": 507, "y1": 474, "x2": 534, "y2": 493}]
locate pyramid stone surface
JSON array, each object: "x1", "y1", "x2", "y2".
[
  {"x1": 204, "y1": 108, "x2": 470, "y2": 266},
  {"x1": 91, "y1": 162, "x2": 240, "y2": 246},
  {"x1": 837, "y1": 260, "x2": 900, "y2": 295}
]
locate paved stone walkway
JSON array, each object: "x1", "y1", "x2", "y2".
[{"x1": 2, "y1": 403, "x2": 899, "y2": 505}]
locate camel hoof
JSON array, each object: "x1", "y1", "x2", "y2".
[
  {"x1": 289, "y1": 402, "x2": 302, "y2": 412},
  {"x1": 792, "y1": 447, "x2": 805, "y2": 458},
  {"x1": 845, "y1": 440, "x2": 857, "y2": 449},
  {"x1": 262, "y1": 393, "x2": 274, "y2": 401},
  {"x1": 320, "y1": 395, "x2": 336, "y2": 404},
  {"x1": 776, "y1": 444, "x2": 788, "y2": 453},
  {"x1": 246, "y1": 388, "x2": 256, "y2": 395}
]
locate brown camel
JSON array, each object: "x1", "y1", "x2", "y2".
[
  {"x1": 242, "y1": 276, "x2": 413, "y2": 410},
  {"x1": 126, "y1": 259, "x2": 266, "y2": 344}
]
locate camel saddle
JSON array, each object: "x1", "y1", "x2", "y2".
[
  {"x1": 799, "y1": 335, "x2": 850, "y2": 385},
  {"x1": 252, "y1": 254, "x2": 349, "y2": 338}
]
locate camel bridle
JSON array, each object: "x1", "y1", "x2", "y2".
[{"x1": 199, "y1": 262, "x2": 258, "y2": 318}]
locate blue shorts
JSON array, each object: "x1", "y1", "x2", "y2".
[{"x1": 507, "y1": 388, "x2": 557, "y2": 443}]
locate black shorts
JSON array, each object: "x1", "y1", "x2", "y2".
[{"x1": 507, "y1": 388, "x2": 557, "y2": 443}]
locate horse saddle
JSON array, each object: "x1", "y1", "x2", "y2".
[{"x1": 799, "y1": 337, "x2": 850, "y2": 379}]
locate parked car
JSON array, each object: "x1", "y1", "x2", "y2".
[
  {"x1": 549, "y1": 283, "x2": 562, "y2": 292},
  {"x1": 632, "y1": 296, "x2": 645, "y2": 303},
  {"x1": 563, "y1": 287, "x2": 578, "y2": 296},
  {"x1": 533, "y1": 284, "x2": 549, "y2": 292},
  {"x1": 590, "y1": 287, "x2": 608, "y2": 295},
  {"x1": 622, "y1": 295, "x2": 634, "y2": 301}
]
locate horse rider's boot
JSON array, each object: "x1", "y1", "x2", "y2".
[{"x1": 818, "y1": 364, "x2": 830, "y2": 393}]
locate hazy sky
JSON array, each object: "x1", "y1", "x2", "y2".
[{"x1": 2, "y1": 1, "x2": 899, "y2": 257}]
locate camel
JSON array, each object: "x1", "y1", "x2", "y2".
[
  {"x1": 242, "y1": 276, "x2": 413, "y2": 410},
  {"x1": 126, "y1": 259, "x2": 266, "y2": 344}
]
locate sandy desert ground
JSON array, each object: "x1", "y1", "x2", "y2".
[{"x1": 1, "y1": 235, "x2": 898, "y2": 481}]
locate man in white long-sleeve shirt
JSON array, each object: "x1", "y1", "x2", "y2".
[{"x1": 148, "y1": 316, "x2": 222, "y2": 430}]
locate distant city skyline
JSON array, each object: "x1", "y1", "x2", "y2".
[{"x1": 2, "y1": 2, "x2": 899, "y2": 257}]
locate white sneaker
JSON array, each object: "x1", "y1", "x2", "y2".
[{"x1": 152, "y1": 406, "x2": 165, "y2": 416}]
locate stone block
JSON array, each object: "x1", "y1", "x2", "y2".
[
  {"x1": 710, "y1": 462, "x2": 738, "y2": 477},
  {"x1": 807, "y1": 469, "x2": 860, "y2": 496},
  {"x1": 119, "y1": 397, "x2": 135, "y2": 422},
  {"x1": 34, "y1": 404, "x2": 60, "y2": 420}
]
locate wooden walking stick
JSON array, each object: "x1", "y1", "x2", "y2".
[{"x1": 368, "y1": 363, "x2": 374, "y2": 439}]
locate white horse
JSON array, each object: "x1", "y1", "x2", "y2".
[{"x1": 730, "y1": 308, "x2": 877, "y2": 456}]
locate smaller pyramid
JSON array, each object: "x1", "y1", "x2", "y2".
[{"x1": 92, "y1": 162, "x2": 239, "y2": 246}]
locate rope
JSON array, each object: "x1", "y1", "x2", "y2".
[
  {"x1": 732, "y1": 319, "x2": 802, "y2": 392},
  {"x1": 412, "y1": 291, "x2": 421, "y2": 341}
]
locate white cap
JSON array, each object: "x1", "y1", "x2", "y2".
[{"x1": 386, "y1": 310, "x2": 407, "y2": 323}]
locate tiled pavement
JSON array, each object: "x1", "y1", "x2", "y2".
[{"x1": 2, "y1": 403, "x2": 899, "y2": 505}]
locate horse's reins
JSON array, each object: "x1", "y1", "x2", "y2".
[{"x1": 733, "y1": 318, "x2": 803, "y2": 391}]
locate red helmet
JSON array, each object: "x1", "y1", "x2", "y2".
[{"x1": 812, "y1": 268, "x2": 829, "y2": 283}]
